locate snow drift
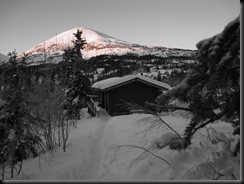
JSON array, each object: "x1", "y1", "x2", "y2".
[{"x1": 2, "y1": 109, "x2": 240, "y2": 181}]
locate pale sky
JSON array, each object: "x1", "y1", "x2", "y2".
[{"x1": 0, "y1": 0, "x2": 240, "y2": 55}]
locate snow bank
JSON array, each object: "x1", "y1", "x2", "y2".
[
  {"x1": 5, "y1": 108, "x2": 101, "y2": 180},
  {"x1": 3, "y1": 109, "x2": 240, "y2": 181},
  {"x1": 98, "y1": 113, "x2": 240, "y2": 180}
]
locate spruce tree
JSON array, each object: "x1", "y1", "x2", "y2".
[
  {"x1": 0, "y1": 51, "x2": 43, "y2": 178},
  {"x1": 155, "y1": 16, "x2": 240, "y2": 152},
  {"x1": 60, "y1": 29, "x2": 91, "y2": 120}
]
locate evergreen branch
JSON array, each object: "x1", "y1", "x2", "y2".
[
  {"x1": 145, "y1": 101, "x2": 192, "y2": 112},
  {"x1": 182, "y1": 116, "x2": 199, "y2": 149},
  {"x1": 192, "y1": 111, "x2": 226, "y2": 136}
]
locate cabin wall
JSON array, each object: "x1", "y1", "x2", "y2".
[
  {"x1": 106, "y1": 91, "x2": 112, "y2": 115},
  {"x1": 109, "y1": 81, "x2": 158, "y2": 115},
  {"x1": 99, "y1": 90, "x2": 105, "y2": 108}
]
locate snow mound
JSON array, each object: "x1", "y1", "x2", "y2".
[
  {"x1": 4, "y1": 108, "x2": 102, "y2": 180},
  {"x1": 98, "y1": 113, "x2": 240, "y2": 180},
  {"x1": 2, "y1": 110, "x2": 239, "y2": 181}
]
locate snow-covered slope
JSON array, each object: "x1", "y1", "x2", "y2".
[
  {"x1": 20, "y1": 27, "x2": 196, "y2": 64},
  {"x1": 99, "y1": 112, "x2": 240, "y2": 180},
  {"x1": 3, "y1": 109, "x2": 240, "y2": 180},
  {"x1": 0, "y1": 53, "x2": 9, "y2": 63}
]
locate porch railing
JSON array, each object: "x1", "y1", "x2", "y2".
[{"x1": 87, "y1": 99, "x2": 100, "y2": 117}]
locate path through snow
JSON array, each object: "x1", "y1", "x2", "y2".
[
  {"x1": 81, "y1": 109, "x2": 111, "y2": 180},
  {"x1": 4, "y1": 110, "x2": 240, "y2": 180}
]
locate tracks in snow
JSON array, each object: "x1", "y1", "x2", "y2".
[{"x1": 81, "y1": 110, "x2": 110, "y2": 180}]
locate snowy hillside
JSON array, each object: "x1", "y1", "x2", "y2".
[
  {"x1": 99, "y1": 112, "x2": 240, "y2": 180},
  {"x1": 19, "y1": 27, "x2": 196, "y2": 64},
  {"x1": 0, "y1": 53, "x2": 9, "y2": 63},
  {"x1": 3, "y1": 108, "x2": 240, "y2": 181}
]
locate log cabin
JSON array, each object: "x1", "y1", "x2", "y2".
[{"x1": 89, "y1": 75, "x2": 171, "y2": 116}]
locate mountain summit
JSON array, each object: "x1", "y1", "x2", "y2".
[{"x1": 22, "y1": 27, "x2": 196, "y2": 64}]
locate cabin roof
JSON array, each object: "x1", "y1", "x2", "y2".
[{"x1": 92, "y1": 75, "x2": 171, "y2": 91}]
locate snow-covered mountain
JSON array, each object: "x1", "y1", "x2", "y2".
[
  {"x1": 21, "y1": 27, "x2": 196, "y2": 64},
  {"x1": 0, "y1": 53, "x2": 9, "y2": 63}
]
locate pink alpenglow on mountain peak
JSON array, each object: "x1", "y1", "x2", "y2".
[{"x1": 20, "y1": 27, "x2": 195, "y2": 64}]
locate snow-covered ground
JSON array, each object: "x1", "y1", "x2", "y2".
[
  {"x1": 3, "y1": 109, "x2": 109, "y2": 180},
  {"x1": 98, "y1": 112, "x2": 240, "y2": 180},
  {"x1": 3, "y1": 108, "x2": 240, "y2": 181}
]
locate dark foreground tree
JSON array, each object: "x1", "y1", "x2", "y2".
[
  {"x1": 57, "y1": 29, "x2": 93, "y2": 152},
  {"x1": 0, "y1": 51, "x2": 43, "y2": 179},
  {"x1": 154, "y1": 16, "x2": 240, "y2": 152},
  {"x1": 59, "y1": 29, "x2": 91, "y2": 121}
]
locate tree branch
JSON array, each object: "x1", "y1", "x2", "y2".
[
  {"x1": 154, "y1": 115, "x2": 182, "y2": 139},
  {"x1": 192, "y1": 111, "x2": 226, "y2": 136},
  {"x1": 108, "y1": 144, "x2": 171, "y2": 167},
  {"x1": 145, "y1": 101, "x2": 192, "y2": 112}
]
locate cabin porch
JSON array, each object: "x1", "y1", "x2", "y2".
[{"x1": 87, "y1": 94, "x2": 101, "y2": 117}]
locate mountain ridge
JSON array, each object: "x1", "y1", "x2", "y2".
[{"x1": 19, "y1": 27, "x2": 196, "y2": 64}]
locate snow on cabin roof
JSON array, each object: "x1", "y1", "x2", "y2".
[{"x1": 92, "y1": 75, "x2": 171, "y2": 91}]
